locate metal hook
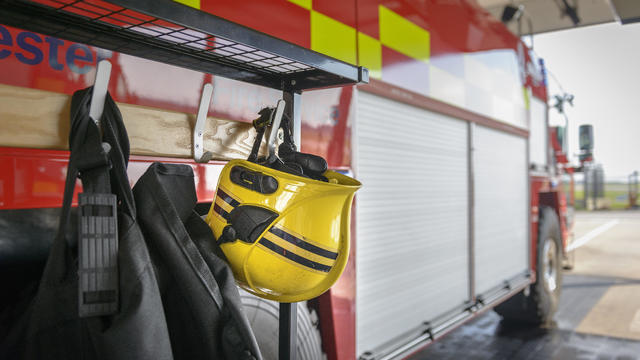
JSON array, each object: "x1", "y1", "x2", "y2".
[
  {"x1": 266, "y1": 99, "x2": 285, "y2": 160},
  {"x1": 89, "y1": 60, "x2": 112, "y2": 128},
  {"x1": 193, "y1": 83, "x2": 214, "y2": 163}
]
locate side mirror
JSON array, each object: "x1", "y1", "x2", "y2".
[
  {"x1": 579, "y1": 124, "x2": 594, "y2": 162},
  {"x1": 554, "y1": 126, "x2": 567, "y2": 154},
  {"x1": 579, "y1": 124, "x2": 593, "y2": 151}
]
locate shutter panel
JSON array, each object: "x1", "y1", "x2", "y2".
[
  {"x1": 355, "y1": 91, "x2": 470, "y2": 355},
  {"x1": 473, "y1": 125, "x2": 529, "y2": 295}
]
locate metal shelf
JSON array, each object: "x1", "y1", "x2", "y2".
[{"x1": 0, "y1": 0, "x2": 368, "y2": 91}]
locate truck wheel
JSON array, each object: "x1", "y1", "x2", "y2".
[
  {"x1": 562, "y1": 249, "x2": 575, "y2": 270},
  {"x1": 239, "y1": 290, "x2": 325, "y2": 360},
  {"x1": 494, "y1": 206, "x2": 563, "y2": 325}
]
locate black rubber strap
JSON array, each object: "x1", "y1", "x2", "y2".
[
  {"x1": 247, "y1": 126, "x2": 266, "y2": 163},
  {"x1": 248, "y1": 107, "x2": 274, "y2": 163}
]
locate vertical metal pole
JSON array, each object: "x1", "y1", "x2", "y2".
[
  {"x1": 279, "y1": 88, "x2": 300, "y2": 360},
  {"x1": 467, "y1": 122, "x2": 475, "y2": 302},
  {"x1": 584, "y1": 167, "x2": 588, "y2": 210},
  {"x1": 525, "y1": 121, "x2": 532, "y2": 280},
  {"x1": 279, "y1": 302, "x2": 297, "y2": 360},
  {"x1": 631, "y1": 170, "x2": 638, "y2": 209},
  {"x1": 629, "y1": 174, "x2": 632, "y2": 208},
  {"x1": 593, "y1": 167, "x2": 598, "y2": 210}
]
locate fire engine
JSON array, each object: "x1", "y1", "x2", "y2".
[{"x1": 0, "y1": 0, "x2": 589, "y2": 359}]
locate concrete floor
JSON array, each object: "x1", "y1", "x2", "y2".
[{"x1": 414, "y1": 210, "x2": 640, "y2": 359}]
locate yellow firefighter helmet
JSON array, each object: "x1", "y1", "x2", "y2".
[
  {"x1": 205, "y1": 159, "x2": 360, "y2": 302},
  {"x1": 205, "y1": 104, "x2": 360, "y2": 302}
]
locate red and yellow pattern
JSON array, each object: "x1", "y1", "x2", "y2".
[{"x1": 169, "y1": 0, "x2": 541, "y2": 130}]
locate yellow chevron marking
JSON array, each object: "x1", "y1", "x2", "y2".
[
  {"x1": 523, "y1": 86, "x2": 531, "y2": 110},
  {"x1": 288, "y1": 0, "x2": 311, "y2": 10},
  {"x1": 358, "y1": 32, "x2": 382, "y2": 79},
  {"x1": 311, "y1": 11, "x2": 357, "y2": 65},
  {"x1": 379, "y1": 5, "x2": 430, "y2": 64},
  {"x1": 173, "y1": 0, "x2": 200, "y2": 9}
]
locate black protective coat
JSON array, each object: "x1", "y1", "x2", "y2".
[
  {"x1": 0, "y1": 87, "x2": 261, "y2": 360},
  {"x1": 133, "y1": 162, "x2": 261, "y2": 360}
]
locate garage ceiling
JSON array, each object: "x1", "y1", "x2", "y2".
[{"x1": 476, "y1": 0, "x2": 640, "y2": 35}]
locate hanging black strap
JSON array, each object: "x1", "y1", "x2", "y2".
[
  {"x1": 57, "y1": 87, "x2": 132, "y2": 241},
  {"x1": 247, "y1": 107, "x2": 274, "y2": 163},
  {"x1": 53, "y1": 87, "x2": 134, "y2": 317},
  {"x1": 56, "y1": 90, "x2": 106, "y2": 245}
]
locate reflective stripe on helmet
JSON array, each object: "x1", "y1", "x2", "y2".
[
  {"x1": 212, "y1": 203, "x2": 229, "y2": 219},
  {"x1": 268, "y1": 227, "x2": 338, "y2": 260},
  {"x1": 212, "y1": 187, "x2": 241, "y2": 219},
  {"x1": 262, "y1": 232, "x2": 335, "y2": 267},
  {"x1": 216, "y1": 188, "x2": 240, "y2": 208},
  {"x1": 214, "y1": 196, "x2": 234, "y2": 213},
  {"x1": 256, "y1": 226, "x2": 338, "y2": 273},
  {"x1": 258, "y1": 237, "x2": 333, "y2": 273}
]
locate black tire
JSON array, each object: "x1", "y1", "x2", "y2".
[
  {"x1": 494, "y1": 206, "x2": 563, "y2": 325},
  {"x1": 239, "y1": 290, "x2": 325, "y2": 360},
  {"x1": 562, "y1": 206, "x2": 575, "y2": 270}
]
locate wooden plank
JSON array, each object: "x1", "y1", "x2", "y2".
[{"x1": 0, "y1": 84, "x2": 268, "y2": 160}]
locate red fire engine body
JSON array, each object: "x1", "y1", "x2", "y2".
[{"x1": 0, "y1": 0, "x2": 576, "y2": 359}]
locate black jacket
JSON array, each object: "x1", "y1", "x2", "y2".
[{"x1": 0, "y1": 87, "x2": 261, "y2": 360}]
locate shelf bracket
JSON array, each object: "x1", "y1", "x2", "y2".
[
  {"x1": 266, "y1": 99, "x2": 286, "y2": 160},
  {"x1": 283, "y1": 90, "x2": 302, "y2": 149}
]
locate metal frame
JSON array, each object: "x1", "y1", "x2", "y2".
[
  {"x1": 363, "y1": 271, "x2": 532, "y2": 360},
  {"x1": 467, "y1": 122, "x2": 476, "y2": 302},
  {"x1": 279, "y1": 302, "x2": 297, "y2": 360},
  {"x1": 0, "y1": 0, "x2": 368, "y2": 91},
  {"x1": 278, "y1": 88, "x2": 302, "y2": 360},
  {"x1": 526, "y1": 116, "x2": 534, "y2": 279}
]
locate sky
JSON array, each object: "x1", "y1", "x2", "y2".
[{"x1": 533, "y1": 22, "x2": 640, "y2": 182}]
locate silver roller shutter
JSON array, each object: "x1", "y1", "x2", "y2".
[
  {"x1": 355, "y1": 91, "x2": 470, "y2": 356},
  {"x1": 528, "y1": 97, "x2": 548, "y2": 167},
  {"x1": 473, "y1": 125, "x2": 529, "y2": 295}
]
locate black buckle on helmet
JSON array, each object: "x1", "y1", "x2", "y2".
[
  {"x1": 230, "y1": 166, "x2": 278, "y2": 194},
  {"x1": 218, "y1": 205, "x2": 278, "y2": 245}
]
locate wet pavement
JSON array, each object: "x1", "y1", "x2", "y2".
[{"x1": 414, "y1": 211, "x2": 640, "y2": 359}]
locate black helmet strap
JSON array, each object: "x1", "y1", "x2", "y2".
[
  {"x1": 247, "y1": 107, "x2": 274, "y2": 163},
  {"x1": 247, "y1": 106, "x2": 328, "y2": 182}
]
